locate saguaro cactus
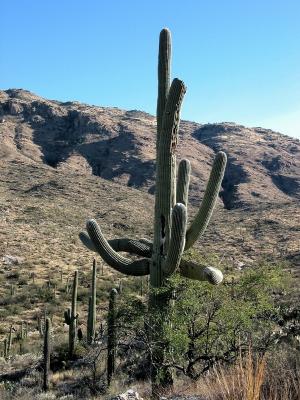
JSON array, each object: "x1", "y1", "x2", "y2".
[
  {"x1": 3, "y1": 338, "x2": 8, "y2": 359},
  {"x1": 107, "y1": 288, "x2": 118, "y2": 387},
  {"x1": 43, "y1": 317, "x2": 51, "y2": 391},
  {"x1": 64, "y1": 270, "x2": 78, "y2": 358},
  {"x1": 10, "y1": 284, "x2": 15, "y2": 296},
  {"x1": 7, "y1": 324, "x2": 13, "y2": 357},
  {"x1": 38, "y1": 316, "x2": 44, "y2": 337},
  {"x1": 80, "y1": 28, "x2": 227, "y2": 393},
  {"x1": 87, "y1": 259, "x2": 97, "y2": 344},
  {"x1": 20, "y1": 321, "x2": 26, "y2": 340}
]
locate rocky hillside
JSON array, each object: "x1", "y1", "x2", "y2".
[
  {"x1": 1, "y1": 89, "x2": 299, "y2": 210},
  {"x1": 0, "y1": 89, "x2": 299, "y2": 400}
]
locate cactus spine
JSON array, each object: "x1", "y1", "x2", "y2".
[
  {"x1": 107, "y1": 288, "x2": 118, "y2": 387},
  {"x1": 87, "y1": 259, "x2": 97, "y2": 344},
  {"x1": 80, "y1": 28, "x2": 227, "y2": 393},
  {"x1": 64, "y1": 270, "x2": 78, "y2": 358},
  {"x1": 43, "y1": 317, "x2": 51, "y2": 391}
]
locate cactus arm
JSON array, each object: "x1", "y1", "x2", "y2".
[
  {"x1": 157, "y1": 28, "x2": 171, "y2": 142},
  {"x1": 79, "y1": 231, "x2": 97, "y2": 252},
  {"x1": 109, "y1": 238, "x2": 152, "y2": 257},
  {"x1": 79, "y1": 231, "x2": 152, "y2": 257},
  {"x1": 86, "y1": 219, "x2": 150, "y2": 276},
  {"x1": 179, "y1": 259, "x2": 223, "y2": 285},
  {"x1": 185, "y1": 151, "x2": 227, "y2": 251},
  {"x1": 140, "y1": 238, "x2": 152, "y2": 245},
  {"x1": 176, "y1": 159, "x2": 191, "y2": 207},
  {"x1": 163, "y1": 203, "x2": 187, "y2": 277},
  {"x1": 140, "y1": 238, "x2": 153, "y2": 249},
  {"x1": 152, "y1": 78, "x2": 186, "y2": 287}
]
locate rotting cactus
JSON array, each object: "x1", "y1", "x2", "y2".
[
  {"x1": 79, "y1": 28, "x2": 227, "y2": 394},
  {"x1": 64, "y1": 270, "x2": 78, "y2": 358}
]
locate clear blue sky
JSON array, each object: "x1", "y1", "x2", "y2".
[{"x1": 1, "y1": 1, "x2": 300, "y2": 139}]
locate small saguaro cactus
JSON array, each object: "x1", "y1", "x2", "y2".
[
  {"x1": 3, "y1": 338, "x2": 8, "y2": 359},
  {"x1": 37, "y1": 316, "x2": 44, "y2": 337},
  {"x1": 65, "y1": 277, "x2": 70, "y2": 294},
  {"x1": 10, "y1": 284, "x2": 15, "y2": 296},
  {"x1": 87, "y1": 259, "x2": 97, "y2": 345},
  {"x1": 79, "y1": 28, "x2": 227, "y2": 393},
  {"x1": 18, "y1": 321, "x2": 26, "y2": 354},
  {"x1": 7, "y1": 324, "x2": 13, "y2": 357},
  {"x1": 43, "y1": 317, "x2": 51, "y2": 391},
  {"x1": 20, "y1": 321, "x2": 25, "y2": 340},
  {"x1": 64, "y1": 270, "x2": 78, "y2": 358},
  {"x1": 107, "y1": 288, "x2": 118, "y2": 387}
]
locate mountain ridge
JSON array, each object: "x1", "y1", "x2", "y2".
[{"x1": 1, "y1": 88, "x2": 299, "y2": 210}]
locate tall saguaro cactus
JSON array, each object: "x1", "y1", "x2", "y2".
[
  {"x1": 43, "y1": 317, "x2": 51, "y2": 391},
  {"x1": 64, "y1": 270, "x2": 78, "y2": 358},
  {"x1": 107, "y1": 288, "x2": 118, "y2": 387},
  {"x1": 87, "y1": 259, "x2": 97, "y2": 344},
  {"x1": 80, "y1": 28, "x2": 227, "y2": 393}
]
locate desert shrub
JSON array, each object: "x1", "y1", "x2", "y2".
[
  {"x1": 35, "y1": 287, "x2": 58, "y2": 305},
  {"x1": 17, "y1": 276, "x2": 29, "y2": 286},
  {"x1": 116, "y1": 251, "x2": 296, "y2": 383},
  {"x1": 165, "y1": 257, "x2": 290, "y2": 379}
]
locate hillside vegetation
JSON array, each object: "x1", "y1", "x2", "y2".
[{"x1": 0, "y1": 85, "x2": 299, "y2": 399}]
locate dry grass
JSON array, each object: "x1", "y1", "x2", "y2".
[
  {"x1": 200, "y1": 348, "x2": 266, "y2": 400},
  {"x1": 175, "y1": 348, "x2": 300, "y2": 400}
]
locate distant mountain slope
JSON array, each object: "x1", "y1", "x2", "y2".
[{"x1": 0, "y1": 89, "x2": 299, "y2": 209}]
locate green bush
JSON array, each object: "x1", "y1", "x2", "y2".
[{"x1": 116, "y1": 251, "x2": 293, "y2": 381}]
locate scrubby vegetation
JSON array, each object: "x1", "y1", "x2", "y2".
[{"x1": 0, "y1": 251, "x2": 299, "y2": 399}]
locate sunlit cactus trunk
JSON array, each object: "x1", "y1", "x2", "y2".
[{"x1": 80, "y1": 27, "x2": 227, "y2": 398}]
